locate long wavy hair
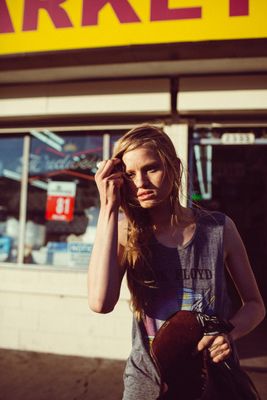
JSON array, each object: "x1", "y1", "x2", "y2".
[{"x1": 113, "y1": 124, "x2": 187, "y2": 318}]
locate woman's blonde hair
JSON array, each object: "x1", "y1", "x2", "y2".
[{"x1": 113, "y1": 124, "x2": 184, "y2": 318}]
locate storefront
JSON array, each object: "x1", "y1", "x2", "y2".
[{"x1": 0, "y1": 0, "x2": 267, "y2": 359}]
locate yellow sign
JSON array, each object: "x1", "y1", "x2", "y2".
[{"x1": 0, "y1": 0, "x2": 266, "y2": 56}]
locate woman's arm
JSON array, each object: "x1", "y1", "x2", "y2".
[
  {"x1": 87, "y1": 159, "x2": 127, "y2": 314},
  {"x1": 224, "y1": 215, "x2": 266, "y2": 340}
]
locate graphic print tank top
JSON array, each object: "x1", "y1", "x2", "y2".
[{"x1": 123, "y1": 211, "x2": 232, "y2": 400}]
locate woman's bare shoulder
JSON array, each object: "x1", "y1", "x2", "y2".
[{"x1": 223, "y1": 215, "x2": 237, "y2": 243}]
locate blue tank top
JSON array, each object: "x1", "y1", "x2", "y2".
[{"x1": 123, "y1": 210, "x2": 233, "y2": 400}]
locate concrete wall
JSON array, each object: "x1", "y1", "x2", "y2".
[{"x1": 0, "y1": 265, "x2": 132, "y2": 360}]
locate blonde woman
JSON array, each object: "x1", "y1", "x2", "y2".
[{"x1": 88, "y1": 125, "x2": 265, "y2": 399}]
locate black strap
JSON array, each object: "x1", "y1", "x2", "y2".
[{"x1": 196, "y1": 313, "x2": 234, "y2": 336}]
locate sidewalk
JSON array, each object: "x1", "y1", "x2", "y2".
[
  {"x1": 236, "y1": 318, "x2": 267, "y2": 399},
  {"x1": 0, "y1": 349, "x2": 125, "y2": 400},
  {"x1": 0, "y1": 319, "x2": 266, "y2": 400}
]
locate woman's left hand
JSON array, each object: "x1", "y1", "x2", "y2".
[{"x1": 197, "y1": 333, "x2": 232, "y2": 363}]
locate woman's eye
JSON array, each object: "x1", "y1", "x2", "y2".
[
  {"x1": 125, "y1": 172, "x2": 135, "y2": 179},
  {"x1": 147, "y1": 167, "x2": 158, "y2": 173},
  {"x1": 146, "y1": 163, "x2": 160, "y2": 173}
]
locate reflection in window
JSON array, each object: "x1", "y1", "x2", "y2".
[
  {"x1": 0, "y1": 136, "x2": 23, "y2": 262},
  {"x1": 26, "y1": 131, "x2": 103, "y2": 268},
  {"x1": 0, "y1": 128, "x2": 127, "y2": 268},
  {"x1": 110, "y1": 134, "x2": 122, "y2": 156}
]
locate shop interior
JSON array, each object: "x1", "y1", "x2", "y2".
[
  {"x1": 0, "y1": 128, "x2": 125, "y2": 268},
  {"x1": 190, "y1": 127, "x2": 267, "y2": 308}
]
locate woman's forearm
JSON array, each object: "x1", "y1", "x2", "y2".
[
  {"x1": 223, "y1": 216, "x2": 266, "y2": 342},
  {"x1": 229, "y1": 300, "x2": 266, "y2": 341},
  {"x1": 87, "y1": 205, "x2": 123, "y2": 313}
]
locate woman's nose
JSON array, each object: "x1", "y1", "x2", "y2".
[{"x1": 134, "y1": 172, "x2": 147, "y2": 188}]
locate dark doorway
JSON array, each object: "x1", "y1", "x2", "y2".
[{"x1": 190, "y1": 140, "x2": 267, "y2": 307}]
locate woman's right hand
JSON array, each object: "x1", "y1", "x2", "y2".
[{"x1": 94, "y1": 158, "x2": 124, "y2": 208}]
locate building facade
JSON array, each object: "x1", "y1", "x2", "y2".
[{"x1": 0, "y1": 0, "x2": 267, "y2": 359}]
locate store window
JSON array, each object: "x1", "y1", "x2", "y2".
[
  {"x1": 25, "y1": 130, "x2": 104, "y2": 268},
  {"x1": 0, "y1": 135, "x2": 24, "y2": 263},
  {"x1": 0, "y1": 128, "x2": 127, "y2": 268},
  {"x1": 110, "y1": 133, "x2": 122, "y2": 154}
]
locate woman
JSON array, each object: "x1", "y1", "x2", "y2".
[{"x1": 88, "y1": 124, "x2": 265, "y2": 399}]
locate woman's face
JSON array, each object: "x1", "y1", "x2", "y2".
[{"x1": 122, "y1": 146, "x2": 173, "y2": 209}]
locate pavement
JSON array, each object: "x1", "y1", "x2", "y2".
[
  {"x1": 236, "y1": 318, "x2": 267, "y2": 399},
  {"x1": 0, "y1": 319, "x2": 266, "y2": 400}
]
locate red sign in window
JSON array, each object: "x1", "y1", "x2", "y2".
[{"x1": 46, "y1": 181, "x2": 76, "y2": 222}]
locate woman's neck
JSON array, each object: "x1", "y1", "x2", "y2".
[
  {"x1": 150, "y1": 206, "x2": 197, "y2": 248},
  {"x1": 148, "y1": 201, "x2": 172, "y2": 227},
  {"x1": 149, "y1": 204, "x2": 194, "y2": 232}
]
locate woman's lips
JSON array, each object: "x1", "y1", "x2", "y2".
[{"x1": 137, "y1": 191, "x2": 155, "y2": 201}]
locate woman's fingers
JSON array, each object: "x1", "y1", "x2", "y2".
[
  {"x1": 197, "y1": 333, "x2": 232, "y2": 363},
  {"x1": 95, "y1": 159, "x2": 124, "y2": 190},
  {"x1": 208, "y1": 337, "x2": 231, "y2": 363},
  {"x1": 96, "y1": 158, "x2": 122, "y2": 177},
  {"x1": 197, "y1": 335, "x2": 214, "y2": 352},
  {"x1": 96, "y1": 160, "x2": 107, "y2": 170},
  {"x1": 95, "y1": 158, "x2": 124, "y2": 207},
  {"x1": 210, "y1": 347, "x2": 231, "y2": 363}
]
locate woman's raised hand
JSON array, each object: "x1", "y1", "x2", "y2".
[{"x1": 94, "y1": 158, "x2": 124, "y2": 208}]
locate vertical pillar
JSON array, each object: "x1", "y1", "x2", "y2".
[
  {"x1": 103, "y1": 133, "x2": 110, "y2": 159},
  {"x1": 18, "y1": 135, "x2": 30, "y2": 264},
  {"x1": 165, "y1": 124, "x2": 189, "y2": 207}
]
